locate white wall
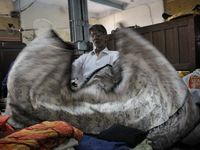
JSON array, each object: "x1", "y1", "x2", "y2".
[
  {"x1": 97, "y1": 0, "x2": 164, "y2": 34},
  {"x1": 20, "y1": 1, "x2": 70, "y2": 44},
  {"x1": 19, "y1": 0, "x2": 164, "y2": 44},
  {"x1": 20, "y1": 1, "x2": 99, "y2": 45}
]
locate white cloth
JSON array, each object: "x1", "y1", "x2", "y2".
[
  {"x1": 53, "y1": 138, "x2": 78, "y2": 150},
  {"x1": 182, "y1": 69, "x2": 200, "y2": 105},
  {"x1": 72, "y1": 47, "x2": 119, "y2": 84}
]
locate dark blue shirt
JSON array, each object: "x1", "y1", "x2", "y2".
[{"x1": 2, "y1": 61, "x2": 15, "y2": 91}]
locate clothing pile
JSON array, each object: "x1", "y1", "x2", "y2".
[
  {"x1": 0, "y1": 121, "x2": 151, "y2": 150},
  {"x1": 0, "y1": 121, "x2": 83, "y2": 150},
  {"x1": 3, "y1": 28, "x2": 200, "y2": 150}
]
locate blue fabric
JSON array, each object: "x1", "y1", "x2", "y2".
[
  {"x1": 74, "y1": 135, "x2": 130, "y2": 150},
  {"x1": 2, "y1": 61, "x2": 15, "y2": 91},
  {"x1": 97, "y1": 124, "x2": 147, "y2": 148}
]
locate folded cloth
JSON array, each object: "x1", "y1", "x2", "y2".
[
  {"x1": 74, "y1": 135, "x2": 130, "y2": 150},
  {"x1": 53, "y1": 138, "x2": 78, "y2": 150},
  {"x1": 130, "y1": 139, "x2": 152, "y2": 150},
  {"x1": 0, "y1": 130, "x2": 20, "y2": 139},
  {"x1": 0, "y1": 114, "x2": 14, "y2": 133},
  {"x1": 0, "y1": 121, "x2": 83, "y2": 150},
  {"x1": 97, "y1": 124, "x2": 147, "y2": 148}
]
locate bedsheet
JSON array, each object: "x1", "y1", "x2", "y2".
[{"x1": 4, "y1": 28, "x2": 200, "y2": 149}]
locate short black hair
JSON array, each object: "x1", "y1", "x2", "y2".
[{"x1": 89, "y1": 24, "x2": 107, "y2": 35}]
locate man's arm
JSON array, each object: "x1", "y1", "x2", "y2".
[{"x1": 71, "y1": 55, "x2": 84, "y2": 79}]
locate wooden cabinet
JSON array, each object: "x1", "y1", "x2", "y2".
[
  {"x1": 0, "y1": 41, "x2": 26, "y2": 97},
  {"x1": 107, "y1": 14, "x2": 200, "y2": 72}
]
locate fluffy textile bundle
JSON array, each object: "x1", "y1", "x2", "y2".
[
  {"x1": 4, "y1": 29, "x2": 200, "y2": 149},
  {"x1": 0, "y1": 121, "x2": 83, "y2": 150}
]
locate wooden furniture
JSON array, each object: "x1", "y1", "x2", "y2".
[
  {"x1": 0, "y1": 41, "x2": 26, "y2": 97},
  {"x1": 107, "y1": 14, "x2": 200, "y2": 72}
]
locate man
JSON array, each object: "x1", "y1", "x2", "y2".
[{"x1": 71, "y1": 24, "x2": 119, "y2": 85}]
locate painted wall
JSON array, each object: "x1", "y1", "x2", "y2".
[
  {"x1": 10, "y1": 0, "x2": 164, "y2": 44},
  {"x1": 19, "y1": 1, "x2": 99, "y2": 45},
  {"x1": 97, "y1": 0, "x2": 164, "y2": 34},
  {"x1": 20, "y1": 1, "x2": 70, "y2": 44},
  {"x1": 0, "y1": 1, "x2": 14, "y2": 15}
]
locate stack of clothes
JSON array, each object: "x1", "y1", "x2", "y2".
[
  {"x1": 2, "y1": 26, "x2": 200, "y2": 150},
  {"x1": 0, "y1": 120, "x2": 151, "y2": 150}
]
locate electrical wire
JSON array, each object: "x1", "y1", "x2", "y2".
[
  {"x1": 18, "y1": 0, "x2": 21, "y2": 30},
  {"x1": 20, "y1": 0, "x2": 37, "y2": 12},
  {"x1": 17, "y1": 0, "x2": 37, "y2": 31},
  {"x1": 144, "y1": 4, "x2": 154, "y2": 24}
]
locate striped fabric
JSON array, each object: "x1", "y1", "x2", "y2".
[{"x1": 0, "y1": 121, "x2": 83, "y2": 150}]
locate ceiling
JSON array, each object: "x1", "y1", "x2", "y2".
[
  {"x1": 87, "y1": 0, "x2": 157, "y2": 18},
  {"x1": 7, "y1": 0, "x2": 157, "y2": 19}
]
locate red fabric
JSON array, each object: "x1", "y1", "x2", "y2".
[
  {"x1": 0, "y1": 114, "x2": 14, "y2": 133},
  {"x1": 0, "y1": 121, "x2": 83, "y2": 150}
]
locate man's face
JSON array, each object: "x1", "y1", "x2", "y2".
[{"x1": 90, "y1": 29, "x2": 107, "y2": 50}]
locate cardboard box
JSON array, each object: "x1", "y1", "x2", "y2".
[{"x1": 0, "y1": 17, "x2": 21, "y2": 41}]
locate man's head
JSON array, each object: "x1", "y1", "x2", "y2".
[{"x1": 89, "y1": 24, "x2": 107, "y2": 52}]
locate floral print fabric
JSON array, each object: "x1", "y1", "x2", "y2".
[
  {"x1": 4, "y1": 29, "x2": 200, "y2": 149},
  {"x1": 0, "y1": 121, "x2": 83, "y2": 150}
]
